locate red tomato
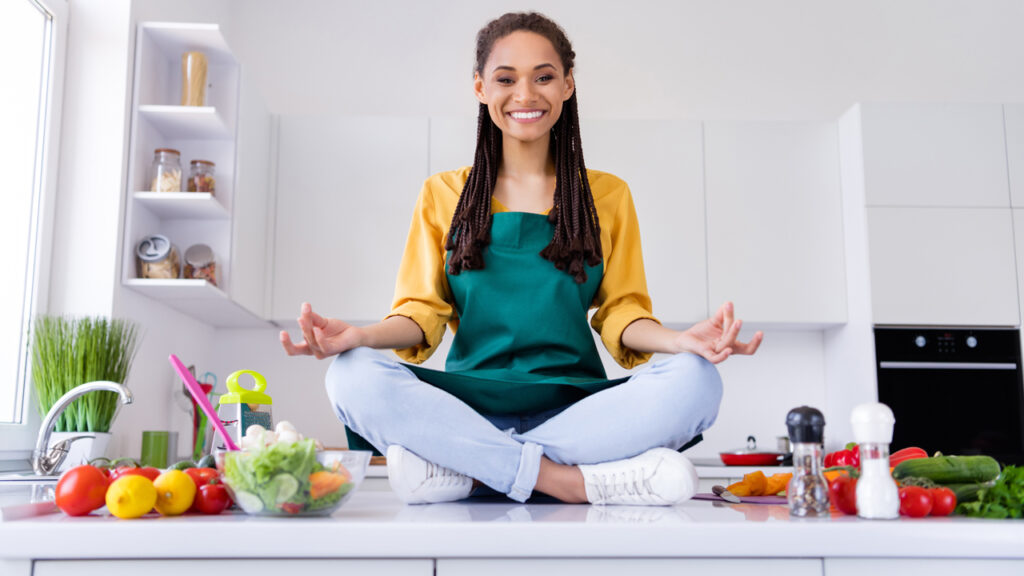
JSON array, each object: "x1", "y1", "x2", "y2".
[
  {"x1": 929, "y1": 487, "x2": 957, "y2": 516},
  {"x1": 280, "y1": 502, "x2": 303, "y2": 514},
  {"x1": 899, "y1": 486, "x2": 933, "y2": 517},
  {"x1": 185, "y1": 468, "x2": 220, "y2": 512},
  {"x1": 55, "y1": 465, "x2": 110, "y2": 516},
  {"x1": 109, "y1": 466, "x2": 160, "y2": 482},
  {"x1": 828, "y1": 475, "x2": 858, "y2": 515},
  {"x1": 194, "y1": 482, "x2": 232, "y2": 515}
]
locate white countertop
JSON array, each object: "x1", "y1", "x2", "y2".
[{"x1": 1, "y1": 478, "x2": 1022, "y2": 561}]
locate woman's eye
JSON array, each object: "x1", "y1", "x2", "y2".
[
  {"x1": 497, "y1": 78, "x2": 514, "y2": 85},
  {"x1": 537, "y1": 75, "x2": 553, "y2": 82}
]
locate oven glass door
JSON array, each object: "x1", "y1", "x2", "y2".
[{"x1": 878, "y1": 362, "x2": 1024, "y2": 464}]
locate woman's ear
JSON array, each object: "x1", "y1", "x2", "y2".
[
  {"x1": 473, "y1": 71, "x2": 487, "y2": 104},
  {"x1": 563, "y1": 68, "x2": 575, "y2": 101}
]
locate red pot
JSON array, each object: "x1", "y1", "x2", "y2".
[{"x1": 719, "y1": 436, "x2": 786, "y2": 466}]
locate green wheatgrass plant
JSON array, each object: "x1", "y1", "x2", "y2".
[{"x1": 31, "y1": 316, "x2": 140, "y2": 433}]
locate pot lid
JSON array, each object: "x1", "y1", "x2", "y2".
[{"x1": 720, "y1": 435, "x2": 785, "y2": 456}]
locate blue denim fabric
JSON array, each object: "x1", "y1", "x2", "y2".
[{"x1": 325, "y1": 347, "x2": 723, "y2": 503}]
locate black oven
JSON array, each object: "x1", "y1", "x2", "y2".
[{"x1": 875, "y1": 327, "x2": 1024, "y2": 466}]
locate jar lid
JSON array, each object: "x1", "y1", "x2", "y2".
[
  {"x1": 190, "y1": 159, "x2": 215, "y2": 167},
  {"x1": 137, "y1": 234, "x2": 173, "y2": 262},
  {"x1": 154, "y1": 148, "x2": 181, "y2": 156},
  {"x1": 850, "y1": 402, "x2": 895, "y2": 444},
  {"x1": 185, "y1": 243, "x2": 214, "y2": 267},
  {"x1": 786, "y1": 405, "x2": 825, "y2": 444}
]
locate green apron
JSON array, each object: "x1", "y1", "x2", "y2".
[{"x1": 346, "y1": 212, "x2": 702, "y2": 454}]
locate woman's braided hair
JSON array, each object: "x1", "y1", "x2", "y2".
[{"x1": 445, "y1": 12, "x2": 602, "y2": 284}]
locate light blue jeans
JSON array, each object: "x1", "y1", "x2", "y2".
[{"x1": 325, "y1": 347, "x2": 723, "y2": 503}]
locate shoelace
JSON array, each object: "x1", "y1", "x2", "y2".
[
  {"x1": 590, "y1": 464, "x2": 661, "y2": 504},
  {"x1": 423, "y1": 461, "x2": 468, "y2": 488}
]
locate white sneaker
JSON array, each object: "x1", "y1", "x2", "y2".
[
  {"x1": 578, "y1": 448, "x2": 698, "y2": 506},
  {"x1": 386, "y1": 445, "x2": 474, "y2": 504}
]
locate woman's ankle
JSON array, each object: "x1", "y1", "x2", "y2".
[{"x1": 535, "y1": 458, "x2": 587, "y2": 503}]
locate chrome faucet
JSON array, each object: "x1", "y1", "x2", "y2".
[{"x1": 32, "y1": 381, "x2": 133, "y2": 476}]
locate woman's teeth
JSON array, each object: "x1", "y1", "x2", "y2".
[{"x1": 509, "y1": 111, "x2": 544, "y2": 120}]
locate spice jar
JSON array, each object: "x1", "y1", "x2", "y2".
[
  {"x1": 136, "y1": 234, "x2": 180, "y2": 279},
  {"x1": 184, "y1": 243, "x2": 217, "y2": 286},
  {"x1": 150, "y1": 148, "x2": 182, "y2": 192},
  {"x1": 785, "y1": 406, "x2": 830, "y2": 517},
  {"x1": 187, "y1": 160, "x2": 216, "y2": 193}
]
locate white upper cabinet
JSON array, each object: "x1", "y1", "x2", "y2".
[
  {"x1": 270, "y1": 116, "x2": 429, "y2": 323},
  {"x1": 580, "y1": 119, "x2": 707, "y2": 326},
  {"x1": 1005, "y1": 104, "x2": 1024, "y2": 207},
  {"x1": 704, "y1": 122, "x2": 847, "y2": 325},
  {"x1": 868, "y1": 207, "x2": 1019, "y2": 326},
  {"x1": 859, "y1": 103, "x2": 1010, "y2": 208}
]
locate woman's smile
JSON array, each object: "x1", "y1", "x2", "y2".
[{"x1": 507, "y1": 109, "x2": 547, "y2": 123}]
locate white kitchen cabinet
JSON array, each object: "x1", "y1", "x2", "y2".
[
  {"x1": 867, "y1": 207, "x2": 1019, "y2": 326},
  {"x1": 581, "y1": 119, "x2": 708, "y2": 326},
  {"x1": 1006, "y1": 104, "x2": 1024, "y2": 207},
  {"x1": 270, "y1": 116, "x2": 428, "y2": 323},
  {"x1": 825, "y1": 559, "x2": 1024, "y2": 576},
  {"x1": 704, "y1": 121, "x2": 847, "y2": 325},
  {"x1": 859, "y1": 102, "x2": 1010, "y2": 208},
  {"x1": 120, "y1": 22, "x2": 271, "y2": 327},
  {"x1": 33, "y1": 559, "x2": 433, "y2": 576},
  {"x1": 438, "y1": 559, "x2": 822, "y2": 576}
]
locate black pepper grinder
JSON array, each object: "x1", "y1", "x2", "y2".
[{"x1": 785, "y1": 406, "x2": 830, "y2": 517}]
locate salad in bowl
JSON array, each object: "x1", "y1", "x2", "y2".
[{"x1": 216, "y1": 421, "x2": 371, "y2": 516}]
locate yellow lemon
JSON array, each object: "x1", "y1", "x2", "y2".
[
  {"x1": 106, "y1": 475, "x2": 157, "y2": 519},
  {"x1": 153, "y1": 469, "x2": 196, "y2": 516}
]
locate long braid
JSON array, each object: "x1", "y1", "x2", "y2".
[{"x1": 447, "y1": 12, "x2": 602, "y2": 283}]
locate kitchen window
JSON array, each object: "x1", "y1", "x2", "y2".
[{"x1": 0, "y1": 0, "x2": 67, "y2": 457}]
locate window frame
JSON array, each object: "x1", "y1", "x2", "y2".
[{"x1": 0, "y1": 0, "x2": 69, "y2": 464}]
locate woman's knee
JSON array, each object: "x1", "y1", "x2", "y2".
[
  {"x1": 657, "y1": 353, "x2": 724, "y2": 423},
  {"x1": 324, "y1": 347, "x2": 388, "y2": 418}
]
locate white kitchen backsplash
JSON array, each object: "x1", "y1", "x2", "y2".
[{"x1": 202, "y1": 326, "x2": 826, "y2": 462}]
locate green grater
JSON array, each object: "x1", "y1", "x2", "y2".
[{"x1": 217, "y1": 370, "x2": 273, "y2": 450}]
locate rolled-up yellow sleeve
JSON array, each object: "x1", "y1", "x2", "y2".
[
  {"x1": 590, "y1": 178, "x2": 660, "y2": 369},
  {"x1": 385, "y1": 178, "x2": 455, "y2": 363}
]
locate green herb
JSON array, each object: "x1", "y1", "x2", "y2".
[
  {"x1": 31, "y1": 315, "x2": 140, "y2": 432},
  {"x1": 956, "y1": 465, "x2": 1024, "y2": 519}
]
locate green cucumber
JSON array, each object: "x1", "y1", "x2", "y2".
[
  {"x1": 893, "y1": 455, "x2": 1001, "y2": 484},
  {"x1": 197, "y1": 454, "x2": 216, "y2": 469},
  {"x1": 170, "y1": 459, "x2": 196, "y2": 471}
]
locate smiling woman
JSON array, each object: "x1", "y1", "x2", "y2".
[{"x1": 0, "y1": 0, "x2": 67, "y2": 452}]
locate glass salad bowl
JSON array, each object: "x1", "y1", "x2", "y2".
[{"x1": 216, "y1": 442, "x2": 371, "y2": 516}]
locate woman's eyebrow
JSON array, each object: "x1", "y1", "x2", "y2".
[{"x1": 491, "y1": 63, "x2": 557, "y2": 74}]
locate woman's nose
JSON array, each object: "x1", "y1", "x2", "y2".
[{"x1": 513, "y1": 80, "x2": 536, "y2": 103}]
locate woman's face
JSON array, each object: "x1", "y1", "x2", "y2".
[{"x1": 474, "y1": 30, "x2": 575, "y2": 145}]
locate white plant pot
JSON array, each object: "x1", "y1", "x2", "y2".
[{"x1": 48, "y1": 431, "x2": 111, "y2": 473}]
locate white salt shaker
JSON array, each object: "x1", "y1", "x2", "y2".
[{"x1": 851, "y1": 402, "x2": 899, "y2": 519}]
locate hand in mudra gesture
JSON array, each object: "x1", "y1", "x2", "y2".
[
  {"x1": 279, "y1": 302, "x2": 363, "y2": 359},
  {"x1": 675, "y1": 301, "x2": 763, "y2": 364}
]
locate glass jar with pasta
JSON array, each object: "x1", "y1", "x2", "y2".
[
  {"x1": 150, "y1": 148, "x2": 182, "y2": 192},
  {"x1": 136, "y1": 234, "x2": 180, "y2": 279}
]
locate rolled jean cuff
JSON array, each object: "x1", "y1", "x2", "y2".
[{"x1": 507, "y1": 441, "x2": 544, "y2": 502}]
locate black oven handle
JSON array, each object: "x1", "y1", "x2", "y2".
[{"x1": 879, "y1": 361, "x2": 1018, "y2": 370}]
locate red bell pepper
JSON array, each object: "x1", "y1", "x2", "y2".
[{"x1": 889, "y1": 447, "x2": 927, "y2": 467}]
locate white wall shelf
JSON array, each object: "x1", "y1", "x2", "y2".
[
  {"x1": 123, "y1": 279, "x2": 266, "y2": 327},
  {"x1": 139, "y1": 105, "x2": 230, "y2": 139},
  {"x1": 122, "y1": 22, "x2": 271, "y2": 328},
  {"x1": 133, "y1": 191, "x2": 228, "y2": 219}
]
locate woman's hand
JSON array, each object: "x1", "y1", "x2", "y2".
[
  {"x1": 280, "y1": 302, "x2": 364, "y2": 359},
  {"x1": 674, "y1": 301, "x2": 763, "y2": 364}
]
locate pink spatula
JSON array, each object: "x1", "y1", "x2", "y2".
[{"x1": 169, "y1": 353, "x2": 240, "y2": 451}]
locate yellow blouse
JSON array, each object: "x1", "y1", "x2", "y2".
[{"x1": 386, "y1": 166, "x2": 660, "y2": 369}]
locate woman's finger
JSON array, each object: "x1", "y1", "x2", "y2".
[
  {"x1": 716, "y1": 317, "x2": 743, "y2": 353},
  {"x1": 297, "y1": 307, "x2": 323, "y2": 356},
  {"x1": 735, "y1": 330, "x2": 764, "y2": 355},
  {"x1": 280, "y1": 331, "x2": 310, "y2": 356}
]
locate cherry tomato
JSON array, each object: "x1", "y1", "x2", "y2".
[
  {"x1": 185, "y1": 468, "x2": 220, "y2": 512},
  {"x1": 55, "y1": 465, "x2": 110, "y2": 516},
  {"x1": 929, "y1": 487, "x2": 957, "y2": 517},
  {"x1": 194, "y1": 482, "x2": 232, "y2": 515},
  {"x1": 280, "y1": 502, "x2": 304, "y2": 514},
  {"x1": 899, "y1": 486, "x2": 933, "y2": 517},
  {"x1": 109, "y1": 465, "x2": 160, "y2": 482},
  {"x1": 828, "y1": 475, "x2": 858, "y2": 515}
]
